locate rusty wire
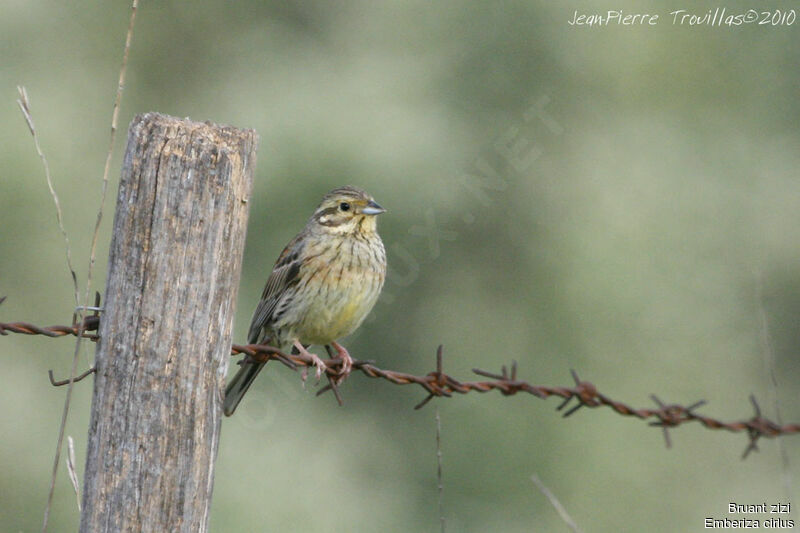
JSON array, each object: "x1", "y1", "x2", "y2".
[
  {"x1": 0, "y1": 297, "x2": 100, "y2": 341},
  {"x1": 2, "y1": 295, "x2": 798, "y2": 458}
]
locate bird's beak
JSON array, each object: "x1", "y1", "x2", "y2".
[{"x1": 361, "y1": 200, "x2": 386, "y2": 215}]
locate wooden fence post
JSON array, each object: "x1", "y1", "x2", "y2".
[{"x1": 79, "y1": 113, "x2": 257, "y2": 532}]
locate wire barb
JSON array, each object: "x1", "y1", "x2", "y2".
[{"x1": 647, "y1": 395, "x2": 708, "y2": 448}]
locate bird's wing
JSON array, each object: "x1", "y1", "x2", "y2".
[{"x1": 247, "y1": 233, "x2": 305, "y2": 344}]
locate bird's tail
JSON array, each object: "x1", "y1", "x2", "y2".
[{"x1": 223, "y1": 359, "x2": 266, "y2": 416}]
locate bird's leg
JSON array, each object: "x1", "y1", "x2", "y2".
[
  {"x1": 293, "y1": 340, "x2": 328, "y2": 382},
  {"x1": 330, "y1": 340, "x2": 354, "y2": 383}
]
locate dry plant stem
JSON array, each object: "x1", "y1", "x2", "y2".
[
  {"x1": 41, "y1": 2, "x2": 139, "y2": 531},
  {"x1": 66, "y1": 436, "x2": 81, "y2": 512},
  {"x1": 15, "y1": 86, "x2": 79, "y2": 306},
  {"x1": 531, "y1": 474, "x2": 583, "y2": 533},
  {"x1": 754, "y1": 269, "x2": 791, "y2": 498},
  {"x1": 436, "y1": 407, "x2": 445, "y2": 533}
]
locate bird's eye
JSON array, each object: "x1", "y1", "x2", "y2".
[{"x1": 339, "y1": 202, "x2": 351, "y2": 212}]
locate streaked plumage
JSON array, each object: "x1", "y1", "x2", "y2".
[{"x1": 224, "y1": 186, "x2": 386, "y2": 416}]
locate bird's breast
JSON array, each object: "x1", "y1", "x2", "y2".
[{"x1": 290, "y1": 234, "x2": 385, "y2": 345}]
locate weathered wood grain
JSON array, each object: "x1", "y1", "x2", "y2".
[{"x1": 79, "y1": 113, "x2": 257, "y2": 532}]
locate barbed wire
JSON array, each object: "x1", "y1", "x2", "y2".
[
  {"x1": 2, "y1": 296, "x2": 798, "y2": 458},
  {"x1": 0, "y1": 313, "x2": 100, "y2": 342}
]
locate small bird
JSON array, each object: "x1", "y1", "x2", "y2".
[{"x1": 224, "y1": 186, "x2": 387, "y2": 416}]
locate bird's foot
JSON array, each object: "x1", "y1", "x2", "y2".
[
  {"x1": 330, "y1": 341, "x2": 354, "y2": 384},
  {"x1": 295, "y1": 340, "x2": 328, "y2": 383}
]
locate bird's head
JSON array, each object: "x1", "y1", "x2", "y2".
[{"x1": 312, "y1": 186, "x2": 386, "y2": 235}]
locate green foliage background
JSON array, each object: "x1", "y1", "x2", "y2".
[{"x1": 1, "y1": 1, "x2": 798, "y2": 531}]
